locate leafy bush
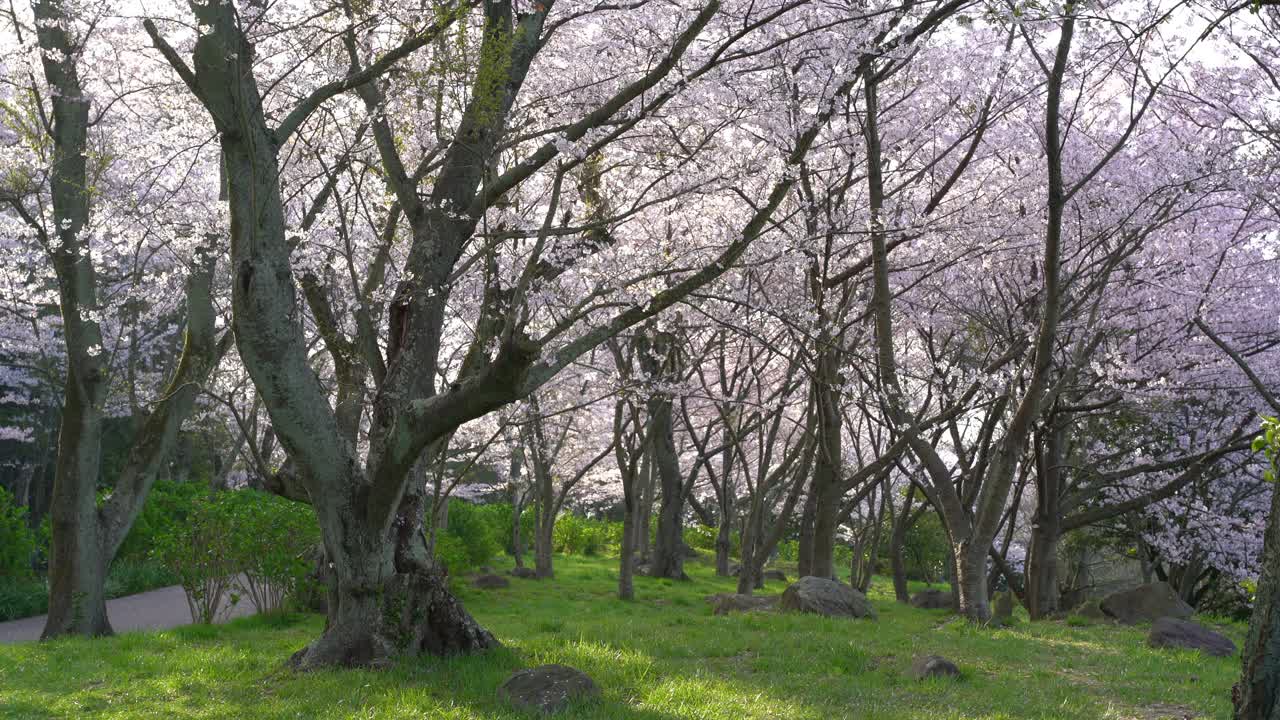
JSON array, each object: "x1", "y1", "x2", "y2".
[
  {"x1": 117, "y1": 480, "x2": 206, "y2": 562},
  {"x1": 433, "y1": 532, "x2": 471, "y2": 577},
  {"x1": 0, "y1": 487, "x2": 36, "y2": 579},
  {"x1": 684, "y1": 524, "x2": 739, "y2": 557},
  {"x1": 440, "y1": 499, "x2": 502, "y2": 568},
  {"x1": 0, "y1": 577, "x2": 46, "y2": 622},
  {"x1": 152, "y1": 489, "x2": 319, "y2": 622},
  {"x1": 890, "y1": 513, "x2": 950, "y2": 582},
  {"x1": 683, "y1": 524, "x2": 717, "y2": 554},
  {"x1": 220, "y1": 490, "x2": 318, "y2": 613},
  {"x1": 153, "y1": 496, "x2": 241, "y2": 623},
  {"x1": 552, "y1": 513, "x2": 622, "y2": 556}
]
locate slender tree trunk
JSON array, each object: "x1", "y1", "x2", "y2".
[
  {"x1": 511, "y1": 492, "x2": 526, "y2": 569},
  {"x1": 509, "y1": 442, "x2": 526, "y2": 568},
  {"x1": 534, "y1": 509, "x2": 554, "y2": 579},
  {"x1": 619, "y1": 482, "x2": 637, "y2": 600},
  {"x1": 736, "y1": 495, "x2": 763, "y2": 595},
  {"x1": 639, "y1": 453, "x2": 656, "y2": 564},
  {"x1": 797, "y1": 482, "x2": 817, "y2": 577},
  {"x1": 715, "y1": 509, "x2": 734, "y2": 577},
  {"x1": 890, "y1": 488, "x2": 917, "y2": 603}
]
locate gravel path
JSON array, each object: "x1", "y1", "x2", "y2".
[{"x1": 0, "y1": 583, "x2": 260, "y2": 644}]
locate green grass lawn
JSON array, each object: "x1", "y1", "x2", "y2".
[{"x1": 0, "y1": 555, "x2": 1244, "y2": 719}]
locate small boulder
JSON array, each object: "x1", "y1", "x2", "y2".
[
  {"x1": 498, "y1": 664, "x2": 600, "y2": 714},
  {"x1": 509, "y1": 567, "x2": 538, "y2": 579},
  {"x1": 909, "y1": 654, "x2": 961, "y2": 680},
  {"x1": 910, "y1": 588, "x2": 951, "y2": 610},
  {"x1": 763, "y1": 569, "x2": 788, "y2": 583},
  {"x1": 705, "y1": 593, "x2": 780, "y2": 615},
  {"x1": 1100, "y1": 582, "x2": 1193, "y2": 625},
  {"x1": 728, "y1": 563, "x2": 742, "y2": 576},
  {"x1": 1148, "y1": 617, "x2": 1237, "y2": 657},
  {"x1": 780, "y1": 576, "x2": 876, "y2": 619},
  {"x1": 472, "y1": 573, "x2": 510, "y2": 590}
]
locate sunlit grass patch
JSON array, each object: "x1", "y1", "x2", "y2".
[{"x1": 0, "y1": 555, "x2": 1245, "y2": 719}]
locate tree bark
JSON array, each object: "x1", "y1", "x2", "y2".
[
  {"x1": 647, "y1": 391, "x2": 687, "y2": 580},
  {"x1": 290, "y1": 506, "x2": 497, "y2": 669},
  {"x1": 1235, "y1": 474, "x2": 1280, "y2": 719},
  {"x1": 509, "y1": 439, "x2": 526, "y2": 568},
  {"x1": 1026, "y1": 423, "x2": 1064, "y2": 619},
  {"x1": 890, "y1": 486, "x2": 919, "y2": 603}
]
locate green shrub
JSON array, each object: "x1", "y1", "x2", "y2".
[
  {"x1": 441, "y1": 499, "x2": 502, "y2": 567},
  {"x1": 219, "y1": 490, "x2": 319, "y2": 613},
  {"x1": 552, "y1": 513, "x2": 622, "y2": 556},
  {"x1": 433, "y1": 532, "x2": 470, "y2": 577},
  {"x1": 152, "y1": 496, "x2": 241, "y2": 623},
  {"x1": 117, "y1": 480, "x2": 206, "y2": 562},
  {"x1": 683, "y1": 524, "x2": 716, "y2": 553},
  {"x1": 0, "y1": 576, "x2": 46, "y2": 622},
  {"x1": 152, "y1": 489, "x2": 320, "y2": 622},
  {"x1": 683, "y1": 524, "x2": 739, "y2": 557},
  {"x1": 0, "y1": 487, "x2": 36, "y2": 579}
]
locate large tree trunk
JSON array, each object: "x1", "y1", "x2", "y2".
[
  {"x1": 647, "y1": 393, "x2": 687, "y2": 580},
  {"x1": 808, "y1": 351, "x2": 843, "y2": 580},
  {"x1": 955, "y1": 540, "x2": 992, "y2": 622},
  {"x1": 1235, "y1": 472, "x2": 1280, "y2": 720},
  {"x1": 43, "y1": 393, "x2": 111, "y2": 638},
  {"x1": 1026, "y1": 423, "x2": 1064, "y2": 619},
  {"x1": 736, "y1": 497, "x2": 762, "y2": 595},
  {"x1": 290, "y1": 489, "x2": 497, "y2": 669},
  {"x1": 533, "y1": 458, "x2": 555, "y2": 579},
  {"x1": 1025, "y1": 512, "x2": 1062, "y2": 619}
]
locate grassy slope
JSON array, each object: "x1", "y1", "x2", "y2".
[{"x1": 0, "y1": 554, "x2": 1243, "y2": 719}]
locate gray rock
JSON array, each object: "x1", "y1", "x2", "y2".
[
  {"x1": 498, "y1": 664, "x2": 600, "y2": 714},
  {"x1": 472, "y1": 573, "x2": 511, "y2": 589},
  {"x1": 705, "y1": 593, "x2": 780, "y2": 615},
  {"x1": 509, "y1": 567, "x2": 538, "y2": 579},
  {"x1": 1148, "y1": 617, "x2": 1237, "y2": 657},
  {"x1": 910, "y1": 588, "x2": 951, "y2": 610},
  {"x1": 1100, "y1": 582, "x2": 1193, "y2": 624},
  {"x1": 909, "y1": 654, "x2": 961, "y2": 680},
  {"x1": 763, "y1": 569, "x2": 788, "y2": 583},
  {"x1": 780, "y1": 576, "x2": 876, "y2": 619}
]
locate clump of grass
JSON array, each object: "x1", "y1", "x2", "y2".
[{"x1": 0, "y1": 555, "x2": 1245, "y2": 719}]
